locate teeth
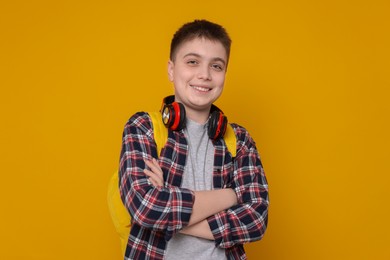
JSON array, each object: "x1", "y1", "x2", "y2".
[{"x1": 191, "y1": 85, "x2": 210, "y2": 92}]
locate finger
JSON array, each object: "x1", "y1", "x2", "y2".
[
  {"x1": 145, "y1": 159, "x2": 158, "y2": 172},
  {"x1": 146, "y1": 174, "x2": 161, "y2": 187},
  {"x1": 144, "y1": 168, "x2": 156, "y2": 178},
  {"x1": 144, "y1": 169, "x2": 160, "y2": 186},
  {"x1": 144, "y1": 168, "x2": 162, "y2": 183},
  {"x1": 144, "y1": 159, "x2": 164, "y2": 186},
  {"x1": 144, "y1": 168, "x2": 163, "y2": 187},
  {"x1": 151, "y1": 159, "x2": 163, "y2": 176},
  {"x1": 149, "y1": 178, "x2": 158, "y2": 187},
  {"x1": 145, "y1": 159, "x2": 153, "y2": 169},
  {"x1": 152, "y1": 158, "x2": 159, "y2": 166},
  {"x1": 145, "y1": 159, "x2": 163, "y2": 175}
]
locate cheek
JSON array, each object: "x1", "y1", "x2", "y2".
[
  {"x1": 215, "y1": 74, "x2": 226, "y2": 87},
  {"x1": 174, "y1": 67, "x2": 193, "y2": 80}
]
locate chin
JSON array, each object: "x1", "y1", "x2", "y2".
[{"x1": 188, "y1": 100, "x2": 216, "y2": 111}]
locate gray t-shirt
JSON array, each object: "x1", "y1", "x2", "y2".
[{"x1": 164, "y1": 119, "x2": 226, "y2": 259}]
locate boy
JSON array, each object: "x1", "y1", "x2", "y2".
[{"x1": 119, "y1": 20, "x2": 269, "y2": 259}]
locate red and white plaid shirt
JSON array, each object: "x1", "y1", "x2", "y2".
[{"x1": 119, "y1": 112, "x2": 269, "y2": 259}]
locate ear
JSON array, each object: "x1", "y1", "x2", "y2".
[{"x1": 167, "y1": 60, "x2": 174, "y2": 82}]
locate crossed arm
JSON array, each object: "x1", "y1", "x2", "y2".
[
  {"x1": 120, "y1": 114, "x2": 268, "y2": 246},
  {"x1": 144, "y1": 159, "x2": 237, "y2": 240}
]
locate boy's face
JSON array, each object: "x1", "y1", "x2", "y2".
[{"x1": 168, "y1": 37, "x2": 227, "y2": 113}]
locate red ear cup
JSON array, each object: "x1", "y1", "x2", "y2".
[
  {"x1": 161, "y1": 96, "x2": 186, "y2": 131},
  {"x1": 208, "y1": 110, "x2": 228, "y2": 141},
  {"x1": 170, "y1": 102, "x2": 186, "y2": 131}
]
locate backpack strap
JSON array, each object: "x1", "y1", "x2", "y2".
[
  {"x1": 224, "y1": 124, "x2": 237, "y2": 158},
  {"x1": 148, "y1": 111, "x2": 168, "y2": 157}
]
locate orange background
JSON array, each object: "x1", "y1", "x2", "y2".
[{"x1": 1, "y1": 0, "x2": 389, "y2": 259}]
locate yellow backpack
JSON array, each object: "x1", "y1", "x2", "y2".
[{"x1": 107, "y1": 112, "x2": 237, "y2": 257}]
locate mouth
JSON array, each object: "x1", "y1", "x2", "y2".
[{"x1": 190, "y1": 85, "x2": 212, "y2": 92}]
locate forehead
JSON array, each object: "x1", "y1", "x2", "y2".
[{"x1": 173, "y1": 37, "x2": 228, "y2": 61}]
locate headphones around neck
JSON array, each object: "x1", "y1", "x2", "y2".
[{"x1": 160, "y1": 95, "x2": 228, "y2": 141}]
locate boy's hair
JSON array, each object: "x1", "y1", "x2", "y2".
[{"x1": 170, "y1": 19, "x2": 232, "y2": 63}]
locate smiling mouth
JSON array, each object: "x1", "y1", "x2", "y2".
[{"x1": 190, "y1": 85, "x2": 211, "y2": 92}]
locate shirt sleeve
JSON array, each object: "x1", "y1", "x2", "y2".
[
  {"x1": 207, "y1": 125, "x2": 269, "y2": 248},
  {"x1": 119, "y1": 112, "x2": 195, "y2": 241}
]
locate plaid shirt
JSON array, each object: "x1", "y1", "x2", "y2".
[{"x1": 119, "y1": 112, "x2": 269, "y2": 260}]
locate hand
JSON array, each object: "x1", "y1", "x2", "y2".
[{"x1": 144, "y1": 158, "x2": 164, "y2": 187}]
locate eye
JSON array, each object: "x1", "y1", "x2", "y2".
[
  {"x1": 186, "y1": 60, "x2": 198, "y2": 65},
  {"x1": 211, "y1": 63, "x2": 224, "y2": 71}
]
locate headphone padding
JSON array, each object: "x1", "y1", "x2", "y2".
[{"x1": 208, "y1": 110, "x2": 227, "y2": 140}]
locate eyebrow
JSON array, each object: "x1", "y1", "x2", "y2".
[{"x1": 183, "y1": 53, "x2": 226, "y2": 65}]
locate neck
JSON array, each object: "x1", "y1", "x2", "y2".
[{"x1": 185, "y1": 107, "x2": 210, "y2": 124}]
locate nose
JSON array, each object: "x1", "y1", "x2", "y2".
[{"x1": 197, "y1": 65, "x2": 211, "y2": 81}]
